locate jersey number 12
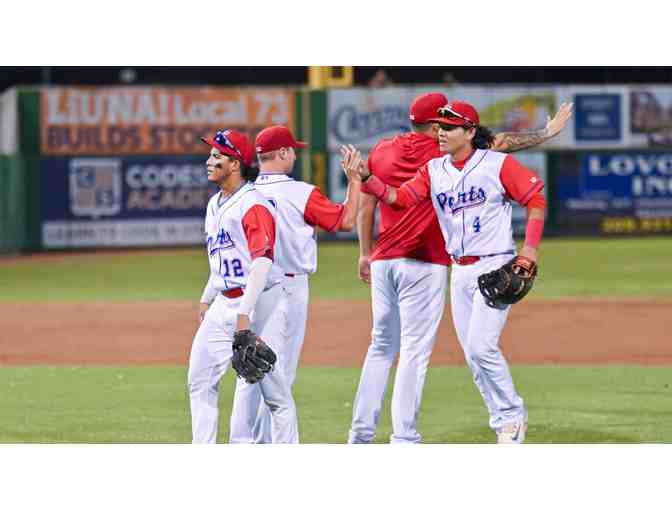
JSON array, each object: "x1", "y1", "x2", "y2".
[{"x1": 221, "y1": 258, "x2": 244, "y2": 277}]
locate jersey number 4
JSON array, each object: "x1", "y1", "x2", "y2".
[
  {"x1": 473, "y1": 216, "x2": 481, "y2": 233},
  {"x1": 221, "y1": 258, "x2": 244, "y2": 277}
]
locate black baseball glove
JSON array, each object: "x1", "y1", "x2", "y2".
[
  {"x1": 477, "y1": 256, "x2": 538, "y2": 309},
  {"x1": 231, "y1": 329, "x2": 277, "y2": 384}
]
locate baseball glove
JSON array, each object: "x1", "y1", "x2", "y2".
[
  {"x1": 477, "y1": 256, "x2": 538, "y2": 309},
  {"x1": 231, "y1": 329, "x2": 277, "y2": 384}
]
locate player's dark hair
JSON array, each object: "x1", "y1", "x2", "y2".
[
  {"x1": 471, "y1": 125, "x2": 495, "y2": 149},
  {"x1": 241, "y1": 162, "x2": 259, "y2": 182},
  {"x1": 224, "y1": 154, "x2": 257, "y2": 182}
]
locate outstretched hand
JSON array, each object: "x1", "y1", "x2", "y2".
[
  {"x1": 545, "y1": 101, "x2": 573, "y2": 138},
  {"x1": 340, "y1": 144, "x2": 368, "y2": 181}
]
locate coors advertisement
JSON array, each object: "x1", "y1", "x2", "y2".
[
  {"x1": 41, "y1": 87, "x2": 295, "y2": 155},
  {"x1": 327, "y1": 86, "x2": 556, "y2": 152}
]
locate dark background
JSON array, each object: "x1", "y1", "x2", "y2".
[{"x1": 2, "y1": 67, "x2": 672, "y2": 92}]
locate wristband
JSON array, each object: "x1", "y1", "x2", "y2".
[
  {"x1": 524, "y1": 218, "x2": 544, "y2": 249},
  {"x1": 361, "y1": 174, "x2": 388, "y2": 201}
]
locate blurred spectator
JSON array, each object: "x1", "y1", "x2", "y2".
[
  {"x1": 119, "y1": 68, "x2": 137, "y2": 84},
  {"x1": 368, "y1": 69, "x2": 393, "y2": 88},
  {"x1": 442, "y1": 72, "x2": 459, "y2": 86}
]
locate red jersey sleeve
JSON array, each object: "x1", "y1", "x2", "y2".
[
  {"x1": 303, "y1": 187, "x2": 345, "y2": 232},
  {"x1": 500, "y1": 155, "x2": 545, "y2": 206},
  {"x1": 242, "y1": 204, "x2": 275, "y2": 261},
  {"x1": 394, "y1": 163, "x2": 432, "y2": 208}
]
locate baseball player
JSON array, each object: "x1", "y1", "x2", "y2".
[
  {"x1": 228, "y1": 125, "x2": 361, "y2": 443},
  {"x1": 188, "y1": 128, "x2": 298, "y2": 444},
  {"x1": 350, "y1": 100, "x2": 549, "y2": 443},
  {"x1": 347, "y1": 94, "x2": 572, "y2": 444}
]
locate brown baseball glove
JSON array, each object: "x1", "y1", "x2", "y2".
[{"x1": 477, "y1": 256, "x2": 538, "y2": 309}]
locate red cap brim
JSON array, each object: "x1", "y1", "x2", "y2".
[
  {"x1": 426, "y1": 117, "x2": 469, "y2": 126},
  {"x1": 201, "y1": 136, "x2": 245, "y2": 162},
  {"x1": 294, "y1": 140, "x2": 308, "y2": 148}
]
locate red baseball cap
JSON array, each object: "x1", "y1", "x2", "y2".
[
  {"x1": 428, "y1": 100, "x2": 480, "y2": 127},
  {"x1": 201, "y1": 129, "x2": 255, "y2": 167},
  {"x1": 409, "y1": 92, "x2": 449, "y2": 123},
  {"x1": 255, "y1": 125, "x2": 308, "y2": 154}
]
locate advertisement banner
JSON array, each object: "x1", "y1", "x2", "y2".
[
  {"x1": 629, "y1": 87, "x2": 672, "y2": 147},
  {"x1": 553, "y1": 152, "x2": 672, "y2": 235},
  {"x1": 327, "y1": 88, "x2": 416, "y2": 152},
  {"x1": 327, "y1": 86, "x2": 556, "y2": 152},
  {"x1": 553, "y1": 86, "x2": 630, "y2": 149},
  {"x1": 574, "y1": 94, "x2": 621, "y2": 141},
  {"x1": 41, "y1": 156, "x2": 217, "y2": 247},
  {"x1": 41, "y1": 87, "x2": 295, "y2": 155}
]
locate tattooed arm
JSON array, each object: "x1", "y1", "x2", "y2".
[{"x1": 492, "y1": 101, "x2": 573, "y2": 153}]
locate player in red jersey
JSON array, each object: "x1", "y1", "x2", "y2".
[{"x1": 347, "y1": 94, "x2": 572, "y2": 443}]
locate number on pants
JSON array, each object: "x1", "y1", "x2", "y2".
[{"x1": 473, "y1": 216, "x2": 481, "y2": 233}]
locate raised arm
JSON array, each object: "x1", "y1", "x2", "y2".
[
  {"x1": 341, "y1": 144, "x2": 430, "y2": 210},
  {"x1": 301, "y1": 147, "x2": 362, "y2": 233},
  {"x1": 337, "y1": 149, "x2": 362, "y2": 231},
  {"x1": 492, "y1": 102, "x2": 573, "y2": 153}
]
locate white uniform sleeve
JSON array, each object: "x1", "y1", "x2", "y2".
[
  {"x1": 199, "y1": 273, "x2": 218, "y2": 305},
  {"x1": 237, "y1": 257, "x2": 273, "y2": 316}
]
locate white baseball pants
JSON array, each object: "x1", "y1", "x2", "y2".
[
  {"x1": 229, "y1": 274, "x2": 308, "y2": 443},
  {"x1": 450, "y1": 254, "x2": 526, "y2": 432},
  {"x1": 188, "y1": 283, "x2": 299, "y2": 444},
  {"x1": 349, "y1": 258, "x2": 448, "y2": 444}
]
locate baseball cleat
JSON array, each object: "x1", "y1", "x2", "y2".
[{"x1": 497, "y1": 417, "x2": 528, "y2": 444}]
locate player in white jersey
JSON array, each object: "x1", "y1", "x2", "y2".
[
  {"x1": 351, "y1": 101, "x2": 547, "y2": 443},
  {"x1": 188, "y1": 128, "x2": 298, "y2": 443},
  {"x1": 346, "y1": 96, "x2": 571, "y2": 445},
  {"x1": 228, "y1": 125, "x2": 361, "y2": 443}
]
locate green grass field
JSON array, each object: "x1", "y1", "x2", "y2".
[
  {"x1": 2, "y1": 237, "x2": 671, "y2": 302},
  {"x1": 1, "y1": 237, "x2": 671, "y2": 443},
  {"x1": 1, "y1": 366, "x2": 670, "y2": 443}
]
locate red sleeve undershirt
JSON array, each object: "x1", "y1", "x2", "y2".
[
  {"x1": 500, "y1": 155, "x2": 545, "y2": 206},
  {"x1": 303, "y1": 187, "x2": 345, "y2": 232},
  {"x1": 242, "y1": 204, "x2": 275, "y2": 261},
  {"x1": 393, "y1": 163, "x2": 432, "y2": 208}
]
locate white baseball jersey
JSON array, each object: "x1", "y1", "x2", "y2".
[
  {"x1": 204, "y1": 182, "x2": 283, "y2": 292},
  {"x1": 399, "y1": 149, "x2": 544, "y2": 259},
  {"x1": 428, "y1": 150, "x2": 514, "y2": 258},
  {"x1": 253, "y1": 173, "x2": 345, "y2": 275}
]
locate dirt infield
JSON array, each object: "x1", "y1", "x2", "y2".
[{"x1": 1, "y1": 300, "x2": 670, "y2": 366}]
